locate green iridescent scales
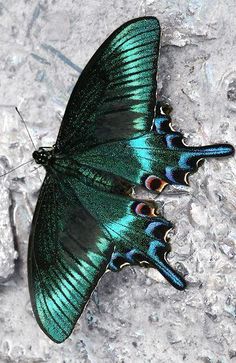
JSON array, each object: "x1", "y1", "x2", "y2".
[{"x1": 28, "y1": 17, "x2": 234, "y2": 343}]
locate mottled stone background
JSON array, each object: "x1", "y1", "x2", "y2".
[{"x1": 0, "y1": 0, "x2": 235, "y2": 362}]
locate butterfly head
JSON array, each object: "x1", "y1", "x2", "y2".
[{"x1": 32, "y1": 147, "x2": 54, "y2": 166}]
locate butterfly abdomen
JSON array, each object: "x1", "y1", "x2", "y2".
[{"x1": 54, "y1": 158, "x2": 133, "y2": 196}]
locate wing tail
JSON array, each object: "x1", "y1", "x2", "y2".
[
  {"x1": 152, "y1": 112, "x2": 234, "y2": 185},
  {"x1": 79, "y1": 113, "x2": 234, "y2": 191},
  {"x1": 108, "y1": 215, "x2": 186, "y2": 290}
]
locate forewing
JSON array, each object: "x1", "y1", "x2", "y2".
[
  {"x1": 28, "y1": 175, "x2": 113, "y2": 343},
  {"x1": 56, "y1": 17, "x2": 160, "y2": 152}
]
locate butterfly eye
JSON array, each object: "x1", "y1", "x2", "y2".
[
  {"x1": 145, "y1": 175, "x2": 167, "y2": 192},
  {"x1": 32, "y1": 151, "x2": 38, "y2": 159}
]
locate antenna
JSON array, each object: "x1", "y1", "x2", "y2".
[
  {"x1": 14, "y1": 107, "x2": 43, "y2": 182},
  {"x1": 15, "y1": 107, "x2": 37, "y2": 150},
  {"x1": 0, "y1": 108, "x2": 43, "y2": 181},
  {"x1": 0, "y1": 159, "x2": 33, "y2": 177}
]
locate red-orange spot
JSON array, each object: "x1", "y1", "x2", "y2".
[
  {"x1": 145, "y1": 175, "x2": 168, "y2": 192},
  {"x1": 135, "y1": 202, "x2": 157, "y2": 217}
]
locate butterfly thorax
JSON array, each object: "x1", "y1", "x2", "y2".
[
  {"x1": 32, "y1": 146, "x2": 132, "y2": 196},
  {"x1": 33, "y1": 147, "x2": 54, "y2": 166}
]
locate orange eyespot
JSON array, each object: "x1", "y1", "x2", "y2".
[
  {"x1": 145, "y1": 175, "x2": 168, "y2": 192},
  {"x1": 134, "y1": 202, "x2": 157, "y2": 217}
]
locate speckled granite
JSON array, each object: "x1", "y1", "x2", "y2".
[{"x1": 0, "y1": 1, "x2": 235, "y2": 362}]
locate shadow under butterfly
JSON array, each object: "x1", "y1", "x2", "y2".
[{"x1": 28, "y1": 17, "x2": 234, "y2": 343}]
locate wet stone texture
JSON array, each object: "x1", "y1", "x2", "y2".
[{"x1": 0, "y1": 1, "x2": 236, "y2": 362}]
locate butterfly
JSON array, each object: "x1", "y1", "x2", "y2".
[{"x1": 28, "y1": 16, "x2": 234, "y2": 343}]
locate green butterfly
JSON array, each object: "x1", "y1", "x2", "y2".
[{"x1": 28, "y1": 17, "x2": 234, "y2": 343}]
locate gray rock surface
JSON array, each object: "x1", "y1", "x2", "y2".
[{"x1": 0, "y1": 0, "x2": 235, "y2": 362}]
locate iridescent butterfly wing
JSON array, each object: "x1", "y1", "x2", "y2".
[{"x1": 28, "y1": 17, "x2": 234, "y2": 343}]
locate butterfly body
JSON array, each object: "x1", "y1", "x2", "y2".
[
  {"x1": 33, "y1": 147, "x2": 55, "y2": 166},
  {"x1": 28, "y1": 17, "x2": 234, "y2": 343}
]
